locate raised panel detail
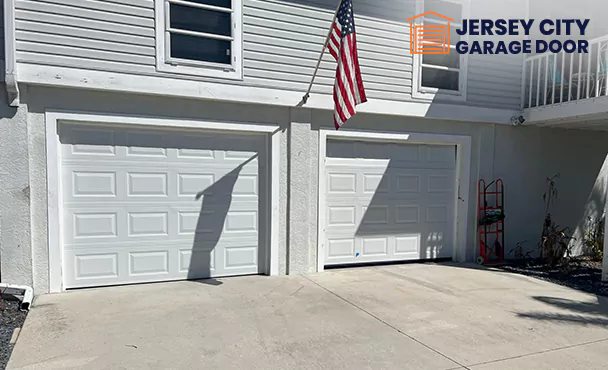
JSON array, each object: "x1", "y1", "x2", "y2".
[
  {"x1": 128, "y1": 173, "x2": 168, "y2": 196},
  {"x1": 327, "y1": 140, "x2": 355, "y2": 158},
  {"x1": 362, "y1": 238, "x2": 388, "y2": 256},
  {"x1": 75, "y1": 254, "x2": 118, "y2": 279},
  {"x1": 178, "y1": 174, "x2": 215, "y2": 196},
  {"x1": 428, "y1": 145, "x2": 455, "y2": 163},
  {"x1": 126, "y1": 133, "x2": 167, "y2": 157},
  {"x1": 225, "y1": 150, "x2": 256, "y2": 159},
  {"x1": 396, "y1": 175, "x2": 420, "y2": 193},
  {"x1": 427, "y1": 206, "x2": 448, "y2": 223},
  {"x1": 73, "y1": 172, "x2": 116, "y2": 196},
  {"x1": 327, "y1": 239, "x2": 355, "y2": 258},
  {"x1": 394, "y1": 144, "x2": 420, "y2": 162},
  {"x1": 225, "y1": 212, "x2": 257, "y2": 232},
  {"x1": 128, "y1": 212, "x2": 168, "y2": 236},
  {"x1": 363, "y1": 174, "x2": 388, "y2": 193},
  {"x1": 70, "y1": 130, "x2": 115, "y2": 155},
  {"x1": 328, "y1": 207, "x2": 356, "y2": 226},
  {"x1": 428, "y1": 175, "x2": 451, "y2": 192},
  {"x1": 179, "y1": 250, "x2": 215, "y2": 273},
  {"x1": 362, "y1": 206, "x2": 389, "y2": 225},
  {"x1": 395, "y1": 236, "x2": 420, "y2": 255},
  {"x1": 178, "y1": 211, "x2": 214, "y2": 234},
  {"x1": 225, "y1": 247, "x2": 257, "y2": 268},
  {"x1": 328, "y1": 173, "x2": 356, "y2": 193},
  {"x1": 177, "y1": 148, "x2": 214, "y2": 158},
  {"x1": 396, "y1": 206, "x2": 419, "y2": 224},
  {"x1": 129, "y1": 251, "x2": 169, "y2": 275},
  {"x1": 233, "y1": 175, "x2": 258, "y2": 196},
  {"x1": 73, "y1": 213, "x2": 117, "y2": 238}
]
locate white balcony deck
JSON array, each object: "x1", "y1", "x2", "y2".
[{"x1": 522, "y1": 35, "x2": 608, "y2": 129}]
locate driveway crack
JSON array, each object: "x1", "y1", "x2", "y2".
[{"x1": 303, "y1": 276, "x2": 470, "y2": 370}]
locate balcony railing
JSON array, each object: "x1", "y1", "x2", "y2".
[{"x1": 523, "y1": 35, "x2": 608, "y2": 109}]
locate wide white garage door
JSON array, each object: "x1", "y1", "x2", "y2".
[
  {"x1": 324, "y1": 140, "x2": 456, "y2": 266},
  {"x1": 59, "y1": 124, "x2": 267, "y2": 288}
]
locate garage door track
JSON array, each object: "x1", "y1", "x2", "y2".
[{"x1": 8, "y1": 263, "x2": 608, "y2": 369}]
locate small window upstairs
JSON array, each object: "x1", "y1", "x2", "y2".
[
  {"x1": 412, "y1": 0, "x2": 469, "y2": 101},
  {"x1": 155, "y1": 0, "x2": 243, "y2": 79}
]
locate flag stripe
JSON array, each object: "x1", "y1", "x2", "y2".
[{"x1": 326, "y1": 0, "x2": 367, "y2": 130}]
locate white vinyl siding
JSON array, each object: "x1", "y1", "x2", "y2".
[
  {"x1": 12, "y1": 0, "x2": 525, "y2": 110},
  {"x1": 465, "y1": 0, "x2": 525, "y2": 109},
  {"x1": 0, "y1": 3, "x2": 5, "y2": 81}
]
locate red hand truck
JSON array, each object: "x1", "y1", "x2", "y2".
[{"x1": 477, "y1": 179, "x2": 505, "y2": 265}]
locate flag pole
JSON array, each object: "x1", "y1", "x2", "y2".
[{"x1": 297, "y1": 0, "x2": 343, "y2": 107}]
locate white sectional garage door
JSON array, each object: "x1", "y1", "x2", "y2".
[
  {"x1": 59, "y1": 124, "x2": 267, "y2": 288},
  {"x1": 324, "y1": 140, "x2": 456, "y2": 266}
]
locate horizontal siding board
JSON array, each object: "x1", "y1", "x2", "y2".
[
  {"x1": 244, "y1": 60, "x2": 410, "y2": 87},
  {"x1": 16, "y1": 0, "x2": 154, "y2": 28},
  {"x1": 244, "y1": 51, "x2": 412, "y2": 79},
  {"x1": 244, "y1": 43, "x2": 410, "y2": 73},
  {"x1": 16, "y1": 30, "x2": 154, "y2": 56},
  {"x1": 32, "y1": 0, "x2": 155, "y2": 18},
  {"x1": 243, "y1": 33, "x2": 412, "y2": 66},
  {"x1": 245, "y1": 0, "x2": 413, "y2": 32},
  {"x1": 15, "y1": 10, "x2": 153, "y2": 37},
  {"x1": 16, "y1": 20, "x2": 155, "y2": 47},
  {"x1": 17, "y1": 52, "x2": 156, "y2": 75},
  {"x1": 16, "y1": 41, "x2": 155, "y2": 66},
  {"x1": 101, "y1": 0, "x2": 153, "y2": 9},
  {"x1": 243, "y1": 24, "x2": 409, "y2": 56}
]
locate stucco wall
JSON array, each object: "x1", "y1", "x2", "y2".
[
  {"x1": 3, "y1": 85, "x2": 608, "y2": 293},
  {"x1": 493, "y1": 125, "x2": 608, "y2": 257},
  {"x1": 0, "y1": 85, "x2": 31, "y2": 287}
]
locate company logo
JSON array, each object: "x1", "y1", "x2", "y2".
[
  {"x1": 406, "y1": 13, "x2": 591, "y2": 55},
  {"x1": 407, "y1": 11, "x2": 453, "y2": 55}
]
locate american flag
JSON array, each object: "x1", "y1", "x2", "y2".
[{"x1": 327, "y1": 0, "x2": 367, "y2": 130}]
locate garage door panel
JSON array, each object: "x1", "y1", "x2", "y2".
[
  {"x1": 324, "y1": 140, "x2": 456, "y2": 266},
  {"x1": 60, "y1": 124, "x2": 266, "y2": 288}
]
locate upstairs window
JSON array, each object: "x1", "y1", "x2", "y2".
[
  {"x1": 413, "y1": 0, "x2": 468, "y2": 100},
  {"x1": 155, "y1": 0, "x2": 243, "y2": 79}
]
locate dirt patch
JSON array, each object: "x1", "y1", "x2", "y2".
[
  {"x1": 498, "y1": 258, "x2": 608, "y2": 297},
  {"x1": 0, "y1": 299, "x2": 27, "y2": 370}
]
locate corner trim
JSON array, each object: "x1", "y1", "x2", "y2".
[
  {"x1": 317, "y1": 128, "x2": 472, "y2": 272},
  {"x1": 45, "y1": 110, "x2": 281, "y2": 292},
  {"x1": 4, "y1": 0, "x2": 19, "y2": 106}
]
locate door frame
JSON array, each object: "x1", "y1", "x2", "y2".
[
  {"x1": 46, "y1": 110, "x2": 281, "y2": 293},
  {"x1": 317, "y1": 128, "x2": 472, "y2": 272}
]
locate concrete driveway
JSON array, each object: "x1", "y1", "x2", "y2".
[{"x1": 8, "y1": 263, "x2": 608, "y2": 370}]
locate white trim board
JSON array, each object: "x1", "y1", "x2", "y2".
[
  {"x1": 21, "y1": 65, "x2": 518, "y2": 125},
  {"x1": 45, "y1": 110, "x2": 281, "y2": 292},
  {"x1": 316, "y1": 128, "x2": 472, "y2": 272}
]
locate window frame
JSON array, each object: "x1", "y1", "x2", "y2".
[
  {"x1": 155, "y1": 0, "x2": 243, "y2": 80},
  {"x1": 412, "y1": 0, "x2": 469, "y2": 101}
]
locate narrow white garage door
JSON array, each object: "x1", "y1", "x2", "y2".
[
  {"x1": 60, "y1": 124, "x2": 267, "y2": 288},
  {"x1": 324, "y1": 140, "x2": 456, "y2": 266}
]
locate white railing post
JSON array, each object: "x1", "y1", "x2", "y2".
[
  {"x1": 529, "y1": 60, "x2": 533, "y2": 108},
  {"x1": 587, "y1": 48, "x2": 592, "y2": 98},
  {"x1": 596, "y1": 42, "x2": 601, "y2": 97},
  {"x1": 578, "y1": 53, "x2": 583, "y2": 100},
  {"x1": 568, "y1": 52, "x2": 573, "y2": 102},
  {"x1": 560, "y1": 51, "x2": 565, "y2": 103},
  {"x1": 552, "y1": 54, "x2": 557, "y2": 104},
  {"x1": 544, "y1": 55, "x2": 549, "y2": 106},
  {"x1": 536, "y1": 58, "x2": 541, "y2": 107}
]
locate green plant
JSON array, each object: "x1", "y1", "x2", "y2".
[
  {"x1": 540, "y1": 220, "x2": 574, "y2": 267},
  {"x1": 583, "y1": 214, "x2": 604, "y2": 262},
  {"x1": 540, "y1": 174, "x2": 560, "y2": 259}
]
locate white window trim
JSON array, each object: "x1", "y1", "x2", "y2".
[
  {"x1": 155, "y1": 0, "x2": 243, "y2": 80},
  {"x1": 412, "y1": 0, "x2": 469, "y2": 102}
]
